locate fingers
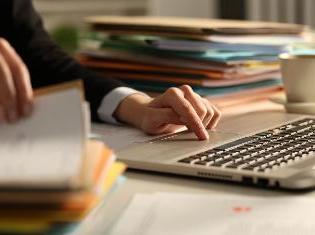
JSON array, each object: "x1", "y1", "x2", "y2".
[
  {"x1": 200, "y1": 98, "x2": 215, "y2": 127},
  {"x1": 0, "y1": 53, "x2": 18, "y2": 123},
  {"x1": 179, "y1": 85, "x2": 221, "y2": 129},
  {"x1": 0, "y1": 106, "x2": 5, "y2": 124},
  {"x1": 202, "y1": 98, "x2": 221, "y2": 129},
  {"x1": 0, "y1": 38, "x2": 33, "y2": 118},
  {"x1": 179, "y1": 85, "x2": 207, "y2": 121},
  {"x1": 207, "y1": 103, "x2": 221, "y2": 129},
  {"x1": 149, "y1": 85, "x2": 222, "y2": 140},
  {"x1": 160, "y1": 87, "x2": 209, "y2": 140}
]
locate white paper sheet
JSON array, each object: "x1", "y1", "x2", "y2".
[{"x1": 110, "y1": 193, "x2": 315, "y2": 235}]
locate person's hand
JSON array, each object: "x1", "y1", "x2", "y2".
[
  {"x1": 0, "y1": 38, "x2": 33, "y2": 123},
  {"x1": 114, "y1": 85, "x2": 221, "y2": 140}
]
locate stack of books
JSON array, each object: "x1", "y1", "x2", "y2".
[
  {"x1": 78, "y1": 16, "x2": 310, "y2": 107},
  {"x1": 0, "y1": 82, "x2": 126, "y2": 235}
]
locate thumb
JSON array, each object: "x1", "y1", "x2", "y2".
[
  {"x1": 153, "y1": 108, "x2": 183, "y2": 126},
  {"x1": 141, "y1": 107, "x2": 184, "y2": 135},
  {"x1": 141, "y1": 107, "x2": 183, "y2": 134}
]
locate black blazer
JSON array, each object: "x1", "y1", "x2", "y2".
[{"x1": 0, "y1": 0, "x2": 125, "y2": 121}]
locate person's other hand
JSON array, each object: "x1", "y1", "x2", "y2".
[
  {"x1": 0, "y1": 38, "x2": 33, "y2": 123},
  {"x1": 115, "y1": 85, "x2": 221, "y2": 140}
]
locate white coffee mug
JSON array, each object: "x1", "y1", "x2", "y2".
[
  {"x1": 280, "y1": 53, "x2": 315, "y2": 114},
  {"x1": 280, "y1": 54, "x2": 315, "y2": 103}
]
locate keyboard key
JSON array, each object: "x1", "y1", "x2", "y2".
[{"x1": 214, "y1": 137, "x2": 256, "y2": 151}]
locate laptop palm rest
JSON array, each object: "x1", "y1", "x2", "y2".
[
  {"x1": 117, "y1": 112, "x2": 305, "y2": 165},
  {"x1": 118, "y1": 131, "x2": 240, "y2": 163}
]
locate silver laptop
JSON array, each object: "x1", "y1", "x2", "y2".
[{"x1": 117, "y1": 111, "x2": 315, "y2": 190}]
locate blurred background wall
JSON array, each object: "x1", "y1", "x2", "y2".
[
  {"x1": 33, "y1": 0, "x2": 147, "y2": 30},
  {"x1": 32, "y1": 0, "x2": 315, "y2": 52},
  {"x1": 33, "y1": 0, "x2": 315, "y2": 29}
]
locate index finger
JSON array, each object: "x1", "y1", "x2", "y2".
[{"x1": 162, "y1": 88, "x2": 209, "y2": 140}]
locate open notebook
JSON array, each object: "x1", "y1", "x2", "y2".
[{"x1": 0, "y1": 82, "x2": 91, "y2": 190}]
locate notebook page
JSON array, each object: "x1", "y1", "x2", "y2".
[{"x1": 0, "y1": 89, "x2": 84, "y2": 189}]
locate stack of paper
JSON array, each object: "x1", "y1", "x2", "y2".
[
  {"x1": 110, "y1": 193, "x2": 315, "y2": 235},
  {"x1": 78, "y1": 16, "x2": 311, "y2": 105},
  {"x1": 0, "y1": 82, "x2": 126, "y2": 235}
]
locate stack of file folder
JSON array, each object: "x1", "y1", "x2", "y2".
[
  {"x1": 78, "y1": 16, "x2": 310, "y2": 105},
  {"x1": 0, "y1": 82, "x2": 126, "y2": 235}
]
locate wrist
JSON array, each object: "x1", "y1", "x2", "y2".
[{"x1": 113, "y1": 93, "x2": 152, "y2": 128}]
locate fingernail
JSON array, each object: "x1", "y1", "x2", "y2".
[
  {"x1": 8, "y1": 109, "x2": 18, "y2": 123},
  {"x1": 202, "y1": 129, "x2": 209, "y2": 140}
]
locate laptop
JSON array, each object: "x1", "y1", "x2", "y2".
[{"x1": 117, "y1": 111, "x2": 315, "y2": 190}]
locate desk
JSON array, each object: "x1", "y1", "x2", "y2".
[{"x1": 77, "y1": 99, "x2": 315, "y2": 234}]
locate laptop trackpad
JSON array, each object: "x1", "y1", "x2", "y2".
[
  {"x1": 154, "y1": 130, "x2": 239, "y2": 143},
  {"x1": 118, "y1": 130, "x2": 240, "y2": 162}
]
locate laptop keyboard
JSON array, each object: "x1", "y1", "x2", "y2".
[{"x1": 178, "y1": 118, "x2": 315, "y2": 173}]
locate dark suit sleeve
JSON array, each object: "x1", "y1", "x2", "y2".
[{"x1": 7, "y1": 0, "x2": 125, "y2": 122}]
